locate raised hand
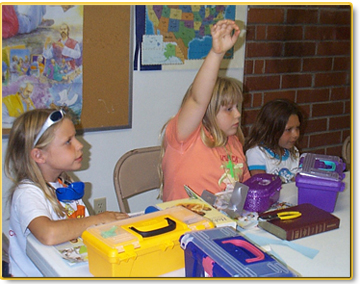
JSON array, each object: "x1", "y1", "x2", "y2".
[{"x1": 211, "y1": 20, "x2": 241, "y2": 55}]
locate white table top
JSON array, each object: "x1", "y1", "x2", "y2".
[{"x1": 27, "y1": 172, "x2": 352, "y2": 278}]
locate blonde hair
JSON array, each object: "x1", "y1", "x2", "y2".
[
  {"x1": 5, "y1": 108, "x2": 73, "y2": 217},
  {"x1": 158, "y1": 76, "x2": 245, "y2": 199}
]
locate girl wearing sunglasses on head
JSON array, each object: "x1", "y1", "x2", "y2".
[{"x1": 4, "y1": 108, "x2": 128, "y2": 277}]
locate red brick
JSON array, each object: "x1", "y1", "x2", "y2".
[
  {"x1": 256, "y1": 26, "x2": 266, "y2": 40},
  {"x1": 243, "y1": 126, "x2": 250, "y2": 137},
  {"x1": 305, "y1": 26, "x2": 350, "y2": 41},
  {"x1": 344, "y1": 101, "x2": 351, "y2": 115},
  {"x1": 306, "y1": 148, "x2": 326, "y2": 155},
  {"x1": 245, "y1": 42, "x2": 283, "y2": 58},
  {"x1": 282, "y1": 74, "x2": 312, "y2": 89},
  {"x1": 300, "y1": 142, "x2": 326, "y2": 154},
  {"x1": 335, "y1": 27, "x2": 351, "y2": 40},
  {"x1": 303, "y1": 58, "x2": 332, "y2": 72},
  {"x1": 265, "y1": 59, "x2": 301, "y2": 73},
  {"x1": 244, "y1": 60, "x2": 254, "y2": 75},
  {"x1": 244, "y1": 75, "x2": 281, "y2": 92},
  {"x1": 341, "y1": 135, "x2": 351, "y2": 144},
  {"x1": 242, "y1": 93, "x2": 251, "y2": 108},
  {"x1": 298, "y1": 105, "x2": 311, "y2": 120},
  {"x1": 242, "y1": 109, "x2": 259, "y2": 125},
  {"x1": 332, "y1": 26, "x2": 351, "y2": 40},
  {"x1": 246, "y1": 25, "x2": 256, "y2": 41},
  {"x1": 287, "y1": 8, "x2": 318, "y2": 24},
  {"x1": 333, "y1": 56, "x2": 351, "y2": 71},
  {"x1": 298, "y1": 136, "x2": 309, "y2": 150},
  {"x1": 309, "y1": 131, "x2": 342, "y2": 147},
  {"x1": 312, "y1": 102, "x2": 344, "y2": 117},
  {"x1": 264, "y1": 90, "x2": 296, "y2": 103},
  {"x1": 304, "y1": 118, "x2": 328, "y2": 133},
  {"x1": 317, "y1": 42, "x2": 351, "y2": 56},
  {"x1": 254, "y1": 60, "x2": 265, "y2": 74},
  {"x1": 284, "y1": 42, "x2": 316, "y2": 57},
  {"x1": 305, "y1": 26, "x2": 333, "y2": 41},
  {"x1": 297, "y1": 89, "x2": 330, "y2": 103},
  {"x1": 242, "y1": 94, "x2": 252, "y2": 108},
  {"x1": 329, "y1": 115, "x2": 351, "y2": 130},
  {"x1": 343, "y1": 130, "x2": 351, "y2": 140},
  {"x1": 247, "y1": 8, "x2": 285, "y2": 24},
  {"x1": 252, "y1": 92, "x2": 263, "y2": 107},
  {"x1": 304, "y1": 26, "x2": 321, "y2": 41},
  {"x1": 326, "y1": 146, "x2": 342, "y2": 157},
  {"x1": 331, "y1": 86, "x2": 351, "y2": 100},
  {"x1": 314, "y1": 72, "x2": 350, "y2": 87},
  {"x1": 320, "y1": 8, "x2": 351, "y2": 25},
  {"x1": 267, "y1": 25, "x2": 303, "y2": 41},
  {"x1": 336, "y1": 26, "x2": 351, "y2": 40}
]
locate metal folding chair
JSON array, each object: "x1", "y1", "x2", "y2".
[{"x1": 113, "y1": 146, "x2": 161, "y2": 213}]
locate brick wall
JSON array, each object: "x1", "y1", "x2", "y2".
[{"x1": 242, "y1": 5, "x2": 351, "y2": 159}]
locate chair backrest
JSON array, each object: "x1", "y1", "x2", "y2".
[
  {"x1": 113, "y1": 146, "x2": 161, "y2": 213},
  {"x1": 342, "y1": 136, "x2": 351, "y2": 171}
]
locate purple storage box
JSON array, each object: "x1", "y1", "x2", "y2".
[
  {"x1": 243, "y1": 174, "x2": 282, "y2": 212},
  {"x1": 295, "y1": 153, "x2": 346, "y2": 212}
]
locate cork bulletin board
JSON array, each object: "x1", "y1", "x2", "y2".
[{"x1": 80, "y1": 5, "x2": 133, "y2": 132}]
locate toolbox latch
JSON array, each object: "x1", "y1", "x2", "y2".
[
  {"x1": 118, "y1": 246, "x2": 138, "y2": 263},
  {"x1": 160, "y1": 240, "x2": 175, "y2": 251}
]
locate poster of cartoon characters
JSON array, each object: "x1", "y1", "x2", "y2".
[{"x1": 2, "y1": 5, "x2": 83, "y2": 129}]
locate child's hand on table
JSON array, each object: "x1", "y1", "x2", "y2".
[{"x1": 96, "y1": 211, "x2": 129, "y2": 225}]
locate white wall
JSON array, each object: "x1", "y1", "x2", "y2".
[{"x1": 2, "y1": 5, "x2": 247, "y2": 236}]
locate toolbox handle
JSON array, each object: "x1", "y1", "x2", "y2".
[
  {"x1": 129, "y1": 217, "x2": 176, "y2": 238},
  {"x1": 222, "y1": 239, "x2": 265, "y2": 263}
]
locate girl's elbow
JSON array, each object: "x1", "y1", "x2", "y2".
[
  {"x1": 35, "y1": 227, "x2": 59, "y2": 246},
  {"x1": 37, "y1": 234, "x2": 56, "y2": 246},
  {"x1": 28, "y1": 218, "x2": 60, "y2": 246}
]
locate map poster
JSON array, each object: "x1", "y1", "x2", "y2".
[{"x1": 134, "y1": 5, "x2": 247, "y2": 71}]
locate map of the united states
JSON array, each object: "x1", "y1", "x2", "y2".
[{"x1": 142, "y1": 5, "x2": 236, "y2": 65}]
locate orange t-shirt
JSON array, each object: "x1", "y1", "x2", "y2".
[{"x1": 162, "y1": 113, "x2": 251, "y2": 201}]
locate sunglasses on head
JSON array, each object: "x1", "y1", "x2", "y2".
[{"x1": 33, "y1": 109, "x2": 65, "y2": 147}]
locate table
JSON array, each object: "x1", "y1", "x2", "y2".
[{"x1": 27, "y1": 172, "x2": 351, "y2": 278}]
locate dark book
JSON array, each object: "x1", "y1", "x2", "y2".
[{"x1": 258, "y1": 203, "x2": 340, "y2": 240}]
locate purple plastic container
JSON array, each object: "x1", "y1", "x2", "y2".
[
  {"x1": 295, "y1": 153, "x2": 346, "y2": 212},
  {"x1": 243, "y1": 174, "x2": 282, "y2": 213}
]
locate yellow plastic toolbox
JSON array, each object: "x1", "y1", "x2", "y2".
[{"x1": 82, "y1": 206, "x2": 214, "y2": 277}]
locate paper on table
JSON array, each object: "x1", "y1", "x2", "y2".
[
  {"x1": 54, "y1": 237, "x2": 88, "y2": 266},
  {"x1": 243, "y1": 232, "x2": 319, "y2": 259}
]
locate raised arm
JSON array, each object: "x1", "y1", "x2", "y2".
[{"x1": 177, "y1": 20, "x2": 241, "y2": 141}]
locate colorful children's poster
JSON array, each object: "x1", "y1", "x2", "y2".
[{"x1": 2, "y1": 5, "x2": 84, "y2": 130}]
